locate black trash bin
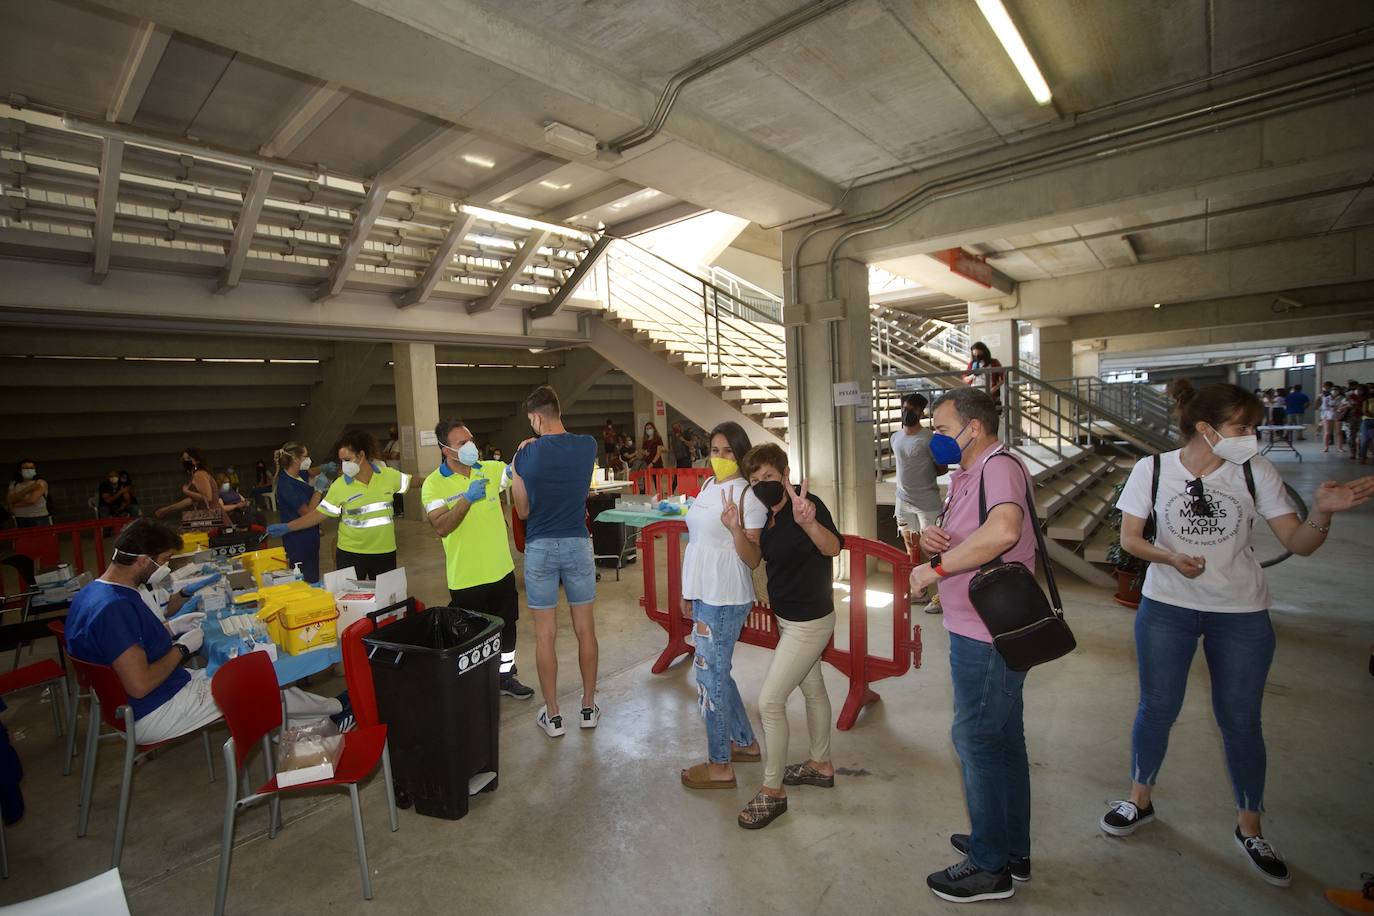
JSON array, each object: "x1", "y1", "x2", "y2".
[{"x1": 364, "y1": 605, "x2": 502, "y2": 820}]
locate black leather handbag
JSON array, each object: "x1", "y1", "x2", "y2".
[{"x1": 966, "y1": 454, "x2": 1076, "y2": 672}]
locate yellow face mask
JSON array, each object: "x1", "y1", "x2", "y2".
[{"x1": 710, "y1": 456, "x2": 739, "y2": 480}]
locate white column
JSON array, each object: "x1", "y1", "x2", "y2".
[{"x1": 392, "y1": 343, "x2": 440, "y2": 518}]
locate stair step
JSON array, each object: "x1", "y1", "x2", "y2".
[
  {"x1": 1044, "y1": 468, "x2": 1128, "y2": 542},
  {"x1": 1038, "y1": 455, "x2": 1114, "y2": 519}
]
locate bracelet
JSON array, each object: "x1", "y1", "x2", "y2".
[{"x1": 1305, "y1": 517, "x2": 1330, "y2": 534}]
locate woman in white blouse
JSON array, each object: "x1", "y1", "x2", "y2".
[{"x1": 679, "y1": 421, "x2": 768, "y2": 790}]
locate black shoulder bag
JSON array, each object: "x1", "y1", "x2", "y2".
[{"x1": 966, "y1": 453, "x2": 1077, "y2": 672}]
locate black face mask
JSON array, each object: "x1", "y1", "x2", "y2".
[
  {"x1": 752, "y1": 480, "x2": 785, "y2": 508},
  {"x1": 902, "y1": 409, "x2": 921, "y2": 427}
]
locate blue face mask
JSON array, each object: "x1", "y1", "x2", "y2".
[{"x1": 929, "y1": 421, "x2": 972, "y2": 465}]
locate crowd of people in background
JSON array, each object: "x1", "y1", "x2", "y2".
[{"x1": 1255, "y1": 379, "x2": 1373, "y2": 461}]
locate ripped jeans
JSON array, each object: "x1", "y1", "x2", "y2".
[{"x1": 692, "y1": 600, "x2": 757, "y2": 764}]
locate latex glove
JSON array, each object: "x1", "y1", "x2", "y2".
[
  {"x1": 175, "y1": 628, "x2": 204, "y2": 655},
  {"x1": 464, "y1": 477, "x2": 489, "y2": 502},
  {"x1": 180, "y1": 574, "x2": 220, "y2": 596},
  {"x1": 312, "y1": 473, "x2": 331, "y2": 493},
  {"x1": 266, "y1": 523, "x2": 291, "y2": 538},
  {"x1": 321, "y1": 461, "x2": 339, "y2": 475},
  {"x1": 176, "y1": 592, "x2": 203, "y2": 616},
  {"x1": 168, "y1": 612, "x2": 205, "y2": 636}
]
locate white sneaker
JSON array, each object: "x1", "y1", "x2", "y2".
[
  {"x1": 579, "y1": 704, "x2": 601, "y2": 729},
  {"x1": 537, "y1": 706, "x2": 565, "y2": 738}
]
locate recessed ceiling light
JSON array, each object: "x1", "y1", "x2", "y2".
[
  {"x1": 1152, "y1": 302, "x2": 1161, "y2": 309},
  {"x1": 462, "y1": 154, "x2": 496, "y2": 169},
  {"x1": 539, "y1": 181, "x2": 572, "y2": 191}
]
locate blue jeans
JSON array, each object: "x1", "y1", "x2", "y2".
[
  {"x1": 1131, "y1": 596, "x2": 1275, "y2": 812},
  {"x1": 523, "y1": 537, "x2": 596, "y2": 609},
  {"x1": 949, "y1": 633, "x2": 1030, "y2": 873},
  {"x1": 1360, "y1": 418, "x2": 1374, "y2": 460},
  {"x1": 691, "y1": 600, "x2": 756, "y2": 764}
]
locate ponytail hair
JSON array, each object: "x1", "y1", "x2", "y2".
[
  {"x1": 1173, "y1": 382, "x2": 1264, "y2": 440},
  {"x1": 275, "y1": 442, "x2": 306, "y2": 473}
]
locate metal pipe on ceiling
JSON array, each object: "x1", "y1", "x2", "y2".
[
  {"x1": 790, "y1": 59, "x2": 1374, "y2": 305},
  {"x1": 60, "y1": 116, "x2": 320, "y2": 180},
  {"x1": 602, "y1": 0, "x2": 859, "y2": 155}
]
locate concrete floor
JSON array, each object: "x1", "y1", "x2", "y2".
[{"x1": 1, "y1": 449, "x2": 1371, "y2": 914}]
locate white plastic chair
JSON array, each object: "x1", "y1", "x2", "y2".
[{"x1": 0, "y1": 867, "x2": 131, "y2": 914}]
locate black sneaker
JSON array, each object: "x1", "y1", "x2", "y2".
[
  {"x1": 500, "y1": 674, "x2": 534, "y2": 700},
  {"x1": 950, "y1": 834, "x2": 1030, "y2": 882},
  {"x1": 1100, "y1": 800, "x2": 1155, "y2": 837},
  {"x1": 927, "y1": 858, "x2": 1014, "y2": 903},
  {"x1": 1234, "y1": 828, "x2": 1291, "y2": 887}
]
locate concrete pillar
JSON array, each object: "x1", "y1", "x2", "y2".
[
  {"x1": 1038, "y1": 338, "x2": 1073, "y2": 381},
  {"x1": 632, "y1": 380, "x2": 659, "y2": 444},
  {"x1": 967, "y1": 319, "x2": 1018, "y2": 369},
  {"x1": 784, "y1": 256, "x2": 875, "y2": 539},
  {"x1": 392, "y1": 342, "x2": 440, "y2": 518},
  {"x1": 1072, "y1": 349, "x2": 1100, "y2": 379},
  {"x1": 294, "y1": 342, "x2": 391, "y2": 460}
]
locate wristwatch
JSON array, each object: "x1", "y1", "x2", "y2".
[
  {"x1": 929, "y1": 554, "x2": 948, "y2": 577},
  {"x1": 175, "y1": 643, "x2": 192, "y2": 661}
]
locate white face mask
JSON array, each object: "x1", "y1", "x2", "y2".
[
  {"x1": 20, "y1": 468, "x2": 36, "y2": 480},
  {"x1": 299, "y1": 456, "x2": 312, "y2": 472},
  {"x1": 144, "y1": 557, "x2": 171, "y2": 587},
  {"x1": 457, "y1": 441, "x2": 480, "y2": 467},
  {"x1": 1205, "y1": 425, "x2": 1259, "y2": 465},
  {"x1": 341, "y1": 459, "x2": 362, "y2": 479},
  {"x1": 220, "y1": 483, "x2": 232, "y2": 492}
]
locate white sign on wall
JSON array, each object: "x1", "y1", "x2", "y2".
[
  {"x1": 418, "y1": 429, "x2": 438, "y2": 448},
  {"x1": 832, "y1": 381, "x2": 863, "y2": 406}
]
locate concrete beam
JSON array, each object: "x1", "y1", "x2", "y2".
[
  {"x1": 396, "y1": 212, "x2": 478, "y2": 308},
  {"x1": 1, "y1": 386, "x2": 310, "y2": 416},
  {"x1": 0, "y1": 357, "x2": 320, "y2": 389},
  {"x1": 87, "y1": 0, "x2": 843, "y2": 224},
  {"x1": 315, "y1": 127, "x2": 475, "y2": 301},
  {"x1": 16, "y1": 407, "x2": 301, "y2": 439},
  {"x1": 483, "y1": 345, "x2": 612, "y2": 456},
  {"x1": 0, "y1": 255, "x2": 588, "y2": 347},
  {"x1": 539, "y1": 181, "x2": 642, "y2": 224},
  {"x1": 468, "y1": 230, "x2": 549, "y2": 314},
  {"x1": 91, "y1": 138, "x2": 124, "y2": 282},
  {"x1": 608, "y1": 202, "x2": 709, "y2": 238},
  {"x1": 218, "y1": 168, "x2": 272, "y2": 291},
  {"x1": 1097, "y1": 314, "x2": 1374, "y2": 359},
  {"x1": 106, "y1": 21, "x2": 172, "y2": 123},
  {"x1": 0, "y1": 328, "x2": 328, "y2": 360},
  {"x1": 259, "y1": 81, "x2": 350, "y2": 159},
  {"x1": 293, "y1": 342, "x2": 392, "y2": 458},
  {"x1": 981, "y1": 229, "x2": 1374, "y2": 322},
  {"x1": 469, "y1": 155, "x2": 565, "y2": 206},
  {"x1": 793, "y1": 82, "x2": 1374, "y2": 268}
]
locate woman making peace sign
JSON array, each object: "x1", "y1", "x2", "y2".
[{"x1": 731, "y1": 443, "x2": 844, "y2": 830}]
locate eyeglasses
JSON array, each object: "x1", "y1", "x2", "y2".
[{"x1": 1185, "y1": 478, "x2": 1212, "y2": 517}]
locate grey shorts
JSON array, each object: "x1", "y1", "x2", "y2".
[{"x1": 895, "y1": 499, "x2": 939, "y2": 533}]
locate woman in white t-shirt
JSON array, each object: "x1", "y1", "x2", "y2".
[
  {"x1": 1101, "y1": 383, "x2": 1374, "y2": 886},
  {"x1": 678, "y1": 421, "x2": 768, "y2": 791}
]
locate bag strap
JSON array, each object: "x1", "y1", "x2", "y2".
[
  {"x1": 1242, "y1": 459, "x2": 1256, "y2": 503},
  {"x1": 975, "y1": 452, "x2": 1063, "y2": 612},
  {"x1": 1144, "y1": 453, "x2": 1160, "y2": 542}
]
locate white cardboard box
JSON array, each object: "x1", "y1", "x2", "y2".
[
  {"x1": 276, "y1": 759, "x2": 334, "y2": 788},
  {"x1": 329, "y1": 567, "x2": 407, "y2": 632}
]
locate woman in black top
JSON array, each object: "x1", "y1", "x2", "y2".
[{"x1": 732, "y1": 444, "x2": 843, "y2": 830}]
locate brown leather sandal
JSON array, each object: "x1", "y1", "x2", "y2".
[
  {"x1": 782, "y1": 762, "x2": 835, "y2": 788},
  {"x1": 681, "y1": 763, "x2": 736, "y2": 790},
  {"x1": 731, "y1": 744, "x2": 762, "y2": 763},
  {"x1": 738, "y1": 791, "x2": 788, "y2": 829}
]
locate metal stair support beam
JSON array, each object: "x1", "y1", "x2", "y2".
[
  {"x1": 91, "y1": 138, "x2": 123, "y2": 283},
  {"x1": 484, "y1": 346, "x2": 612, "y2": 456},
  {"x1": 468, "y1": 230, "x2": 549, "y2": 314},
  {"x1": 217, "y1": 168, "x2": 272, "y2": 291},
  {"x1": 107, "y1": 22, "x2": 171, "y2": 124},
  {"x1": 396, "y1": 211, "x2": 479, "y2": 308},
  {"x1": 259, "y1": 82, "x2": 350, "y2": 159},
  {"x1": 314, "y1": 128, "x2": 475, "y2": 302},
  {"x1": 292, "y1": 342, "x2": 392, "y2": 456},
  {"x1": 529, "y1": 235, "x2": 611, "y2": 319}
]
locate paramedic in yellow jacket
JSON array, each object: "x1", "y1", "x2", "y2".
[
  {"x1": 266, "y1": 429, "x2": 409, "y2": 579},
  {"x1": 421, "y1": 418, "x2": 534, "y2": 700}
]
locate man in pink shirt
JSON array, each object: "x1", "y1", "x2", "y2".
[{"x1": 909, "y1": 386, "x2": 1038, "y2": 904}]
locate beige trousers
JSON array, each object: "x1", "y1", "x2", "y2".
[{"x1": 758, "y1": 612, "x2": 836, "y2": 789}]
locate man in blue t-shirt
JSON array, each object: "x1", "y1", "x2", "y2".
[
  {"x1": 1284, "y1": 384, "x2": 1311, "y2": 441},
  {"x1": 66, "y1": 519, "x2": 346, "y2": 744},
  {"x1": 510, "y1": 385, "x2": 600, "y2": 738}
]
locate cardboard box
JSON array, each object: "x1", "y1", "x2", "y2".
[
  {"x1": 326, "y1": 567, "x2": 407, "y2": 632},
  {"x1": 35, "y1": 564, "x2": 74, "y2": 587}
]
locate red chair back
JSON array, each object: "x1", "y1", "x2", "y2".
[
  {"x1": 68, "y1": 655, "x2": 134, "y2": 733},
  {"x1": 340, "y1": 599, "x2": 418, "y2": 730},
  {"x1": 12, "y1": 533, "x2": 61, "y2": 569},
  {"x1": 211, "y1": 652, "x2": 283, "y2": 770}
]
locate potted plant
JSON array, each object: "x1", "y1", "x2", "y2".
[{"x1": 1104, "y1": 482, "x2": 1148, "y2": 609}]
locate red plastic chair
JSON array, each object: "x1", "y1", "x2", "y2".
[
  {"x1": 211, "y1": 651, "x2": 397, "y2": 916},
  {"x1": 0, "y1": 657, "x2": 67, "y2": 740},
  {"x1": 47, "y1": 620, "x2": 82, "y2": 776},
  {"x1": 68, "y1": 655, "x2": 218, "y2": 869}
]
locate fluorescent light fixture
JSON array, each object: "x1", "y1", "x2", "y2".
[
  {"x1": 458, "y1": 203, "x2": 593, "y2": 240},
  {"x1": 538, "y1": 181, "x2": 572, "y2": 191},
  {"x1": 975, "y1": 0, "x2": 1053, "y2": 106},
  {"x1": 462, "y1": 154, "x2": 496, "y2": 169},
  {"x1": 543, "y1": 121, "x2": 598, "y2": 157}
]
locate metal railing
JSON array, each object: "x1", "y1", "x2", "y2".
[
  {"x1": 1045, "y1": 377, "x2": 1176, "y2": 441},
  {"x1": 704, "y1": 265, "x2": 783, "y2": 323},
  {"x1": 601, "y1": 240, "x2": 789, "y2": 412}
]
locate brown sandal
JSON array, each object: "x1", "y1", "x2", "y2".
[
  {"x1": 731, "y1": 744, "x2": 762, "y2": 763},
  {"x1": 782, "y1": 762, "x2": 835, "y2": 788},
  {"x1": 681, "y1": 763, "x2": 736, "y2": 790},
  {"x1": 738, "y1": 791, "x2": 788, "y2": 829}
]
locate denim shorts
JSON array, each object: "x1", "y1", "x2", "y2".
[{"x1": 523, "y1": 536, "x2": 596, "y2": 609}]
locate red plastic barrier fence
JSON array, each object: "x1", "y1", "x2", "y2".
[
  {"x1": 637, "y1": 520, "x2": 921, "y2": 731},
  {"x1": 629, "y1": 467, "x2": 714, "y2": 499},
  {"x1": 0, "y1": 517, "x2": 134, "y2": 595}
]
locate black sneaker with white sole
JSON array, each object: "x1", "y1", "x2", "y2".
[
  {"x1": 500, "y1": 674, "x2": 534, "y2": 700},
  {"x1": 927, "y1": 858, "x2": 1014, "y2": 903},
  {"x1": 950, "y1": 834, "x2": 1030, "y2": 882},
  {"x1": 1235, "y1": 828, "x2": 1291, "y2": 887},
  {"x1": 1100, "y1": 800, "x2": 1155, "y2": 837}
]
